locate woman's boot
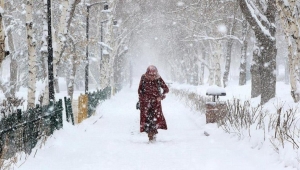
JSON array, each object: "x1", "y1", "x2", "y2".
[{"x1": 148, "y1": 132, "x2": 154, "y2": 142}]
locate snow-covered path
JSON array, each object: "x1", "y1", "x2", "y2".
[{"x1": 16, "y1": 86, "x2": 293, "y2": 170}]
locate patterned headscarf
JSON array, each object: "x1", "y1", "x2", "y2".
[{"x1": 145, "y1": 65, "x2": 160, "y2": 80}]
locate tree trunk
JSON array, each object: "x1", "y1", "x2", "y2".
[
  {"x1": 223, "y1": 40, "x2": 233, "y2": 87},
  {"x1": 208, "y1": 53, "x2": 214, "y2": 86},
  {"x1": 239, "y1": 19, "x2": 248, "y2": 86},
  {"x1": 5, "y1": 14, "x2": 18, "y2": 97},
  {"x1": 214, "y1": 43, "x2": 222, "y2": 87},
  {"x1": 100, "y1": 16, "x2": 112, "y2": 89},
  {"x1": 66, "y1": 55, "x2": 76, "y2": 100},
  {"x1": 129, "y1": 61, "x2": 132, "y2": 88},
  {"x1": 109, "y1": 1, "x2": 118, "y2": 96},
  {"x1": 290, "y1": 18, "x2": 300, "y2": 102},
  {"x1": 9, "y1": 48, "x2": 17, "y2": 98},
  {"x1": 223, "y1": 1, "x2": 238, "y2": 87},
  {"x1": 276, "y1": 0, "x2": 300, "y2": 102},
  {"x1": 66, "y1": 34, "x2": 80, "y2": 100},
  {"x1": 53, "y1": 0, "x2": 81, "y2": 93},
  {"x1": 41, "y1": 0, "x2": 49, "y2": 106},
  {"x1": 288, "y1": 45, "x2": 300, "y2": 102},
  {"x1": 288, "y1": 40, "x2": 300, "y2": 102},
  {"x1": 53, "y1": 0, "x2": 68, "y2": 93},
  {"x1": 250, "y1": 45, "x2": 261, "y2": 98},
  {"x1": 259, "y1": 37, "x2": 277, "y2": 105},
  {"x1": 26, "y1": 0, "x2": 37, "y2": 109},
  {"x1": 284, "y1": 57, "x2": 289, "y2": 84},
  {"x1": 199, "y1": 47, "x2": 205, "y2": 85},
  {"x1": 0, "y1": 0, "x2": 5, "y2": 66},
  {"x1": 193, "y1": 62, "x2": 198, "y2": 85},
  {"x1": 100, "y1": 53, "x2": 110, "y2": 89},
  {"x1": 239, "y1": 0, "x2": 277, "y2": 105}
]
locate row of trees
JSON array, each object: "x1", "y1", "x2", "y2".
[
  {"x1": 119, "y1": 0, "x2": 300, "y2": 105},
  {"x1": 0, "y1": 0, "x2": 137, "y2": 110},
  {"x1": 0, "y1": 0, "x2": 299, "y2": 109}
]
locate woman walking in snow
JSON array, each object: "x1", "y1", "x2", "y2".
[{"x1": 138, "y1": 65, "x2": 169, "y2": 142}]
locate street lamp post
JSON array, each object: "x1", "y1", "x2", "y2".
[
  {"x1": 85, "y1": 5, "x2": 89, "y2": 94},
  {"x1": 47, "y1": 0, "x2": 54, "y2": 103},
  {"x1": 85, "y1": 2, "x2": 107, "y2": 94}
]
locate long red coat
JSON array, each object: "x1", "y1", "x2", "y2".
[{"x1": 138, "y1": 74, "x2": 169, "y2": 133}]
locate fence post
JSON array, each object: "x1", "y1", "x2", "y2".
[
  {"x1": 67, "y1": 98, "x2": 75, "y2": 125},
  {"x1": 43, "y1": 103, "x2": 51, "y2": 136},
  {"x1": 68, "y1": 98, "x2": 75, "y2": 125},
  {"x1": 64, "y1": 97, "x2": 70, "y2": 122},
  {"x1": 24, "y1": 108, "x2": 33, "y2": 154},
  {"x1": 64, "y1": 97, "x2": 74, "y2": 125},
  {"x1": 49, "y1": 101, "x2": 55, "y2": 135},
  {"x1": 56, "y1": 99, "x2": 63, "y2": 130},
  {"x1": 87, "y1": 92, "x2": 92, "y2": 117}
]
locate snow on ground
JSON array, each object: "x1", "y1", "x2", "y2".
[{"x1": 13, "y1": 79, "x2": 297, "y2": 170}]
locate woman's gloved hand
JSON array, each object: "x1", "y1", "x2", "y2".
[{"x1": 157, "y1": 94, "x2": 166, "y2": 101}]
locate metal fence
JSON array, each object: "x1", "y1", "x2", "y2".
[
  {"x1": 64, "y1": 97, "x2": 74, "y2": 125},
  {"x1": 0, "y1": 85, "x2": 118, "y2": 161},
  {"x1": 0, "y1": 100, "x2": 63, "y2": 159},
  {"x1": 87, "y1": 86, "x2": 111, "y2": 117}
]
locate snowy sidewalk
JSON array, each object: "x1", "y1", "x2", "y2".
[{"x1": 16, "y1": 86, "x2": 293, "y2": 170}]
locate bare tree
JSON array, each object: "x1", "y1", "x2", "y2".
[
  {"x1": 53, "y1": 0, "x2": 81, "y2": 93},
  {"x1": 26, "y1": 0, "x2": 37, "y2": 109},
  {"x1": 199, "y1": 45, "x2": 206, "y2": 85},
  {"x1": 276, "y1": 0, "x2": 300, "y2": 102},
  {"x1": 223, "y1": 1, "x2": 239, "y2": 87},
  {"x1": 40, "y1": 0, "x2": 49, "y2": 106},
  {"x1": 5, "y1": 2, "x2": 18, "y2": 97},
  {"x1": 239, "y1": 19, "x2": 249, "y2": 86},
  {"x1": 214, "y1": 42, "x2": 222, "y2": 87},
  {"x1": 238, "y1": 0, "x2": 277, "y2": 105}
]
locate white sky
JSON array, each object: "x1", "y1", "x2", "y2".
[{"x1": 10, "y1": 77, "x2": 299, "y2": 170}]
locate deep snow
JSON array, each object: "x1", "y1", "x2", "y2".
[{"x1": 12, "y1": 79, "x2": 297, "y2": 170}]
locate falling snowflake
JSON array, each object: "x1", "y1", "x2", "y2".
[
  {"x1": 217, "y1": 24, "x2": 227, "y2": 34},
  {"x1": 177, "y1": 1, "x2": 185, "y2": 7}
]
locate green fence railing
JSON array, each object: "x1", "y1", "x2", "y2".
[
  {"x1": 87, "y1": 86, "x2": 111, "y2": 117},
  {"x1": 64, "y1": 97, "x2": 74, "y2": 125},
  {"x1": 0, "y1": 85, "x2": 121, "y2": 160},
  {"x1": 0, "y1": 99, "x2": 63, "y2": 159}
]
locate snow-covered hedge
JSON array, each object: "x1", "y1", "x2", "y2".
[{"x1": 170, "y1": 86, "x2": 300, "y2": 169}]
